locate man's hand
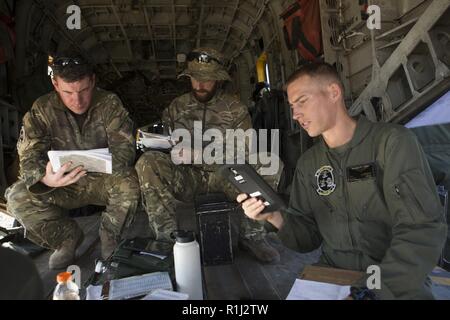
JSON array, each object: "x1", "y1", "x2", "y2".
[
  {"x1": 236, "y1": 193, "x2": 284, "y2": 229},
  {"x1": 40, "y1": 161, "x2": 87, "y2": 188}
]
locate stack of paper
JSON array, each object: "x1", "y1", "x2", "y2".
[
  {"x1": 108, "y1": 272, "x2": 173, "y2": 300},
  {"x1": 286, "y1": 279, "x2": 351, "y2": 300},
  {"x1": 86, "y1": 272, "x2": 174, "y2": 300},
  {"x1": 141, "y1": 289, "x2": 189, "y2": 300},
  {"x1": 136, "y1": 130, "x2": 178, "y2": 150},
  {"x1": 0, "y1": 209, "x2": 16, "y2": 230},
  {"x1": 48, "y1": 148, "x2": 112, "y2": 174}
]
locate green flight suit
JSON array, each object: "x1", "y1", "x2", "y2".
[{"x1": 277, "y1": 116, "x2": 447, "y2": 299}]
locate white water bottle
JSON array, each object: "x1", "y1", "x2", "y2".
[{"x1": 173, "y1": 230, "x2": 203, "y2": 300}]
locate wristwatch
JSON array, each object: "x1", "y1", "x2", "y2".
[{"x1": 350, "y1": 286, "x2": 377, "y2": 300}]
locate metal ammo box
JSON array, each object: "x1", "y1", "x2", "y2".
[{"x1": 195, "y1": 193, "x2": 234, "y2": 266}]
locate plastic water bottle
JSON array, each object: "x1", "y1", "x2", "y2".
[
  {"x1": 173, "y1": 230, "x2": 203, "y2": 300},
  {"x1": 53, "y1": 272, "x2": 80, "y2": 300}
]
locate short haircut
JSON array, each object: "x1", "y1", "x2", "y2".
[
  {"x1": 284, "y1": 62, "x2": 344, "y2": 93},
  {"x1": 51, "y1": 52, "x2": 94, "y2": 83}
]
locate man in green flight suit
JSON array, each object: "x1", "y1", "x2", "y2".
[
  {"x1": 238, "y1": 62, "x2": 447, "y2": 299},
  {"x1": 5, "y1": 53, "x2": 140, "y2": 269},
  {"x1": 135, "y1": 47, "x2": 281, "y2": 263}
]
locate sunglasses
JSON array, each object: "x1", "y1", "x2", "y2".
[
  {"x1": 50, "y1": 57, "x2": 87, "y2": 67},
  {"x1": 187, "y1": 52, "x2": 223, "y2": 66}
]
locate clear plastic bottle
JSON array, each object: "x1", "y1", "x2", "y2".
[
  {"x1": 53, "y1": 272, "x2": 80, "y2": 300},
  {"x1": 173, "y1": 230, "x2": 203, "y2": 300}
]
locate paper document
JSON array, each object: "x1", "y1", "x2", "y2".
[
  {"x1": 86, "y1": 284, "x2": 103, "y2": 300},
  {"x1": 141, "y1": 289, "x2": 189, "y2": 300},
  {"x1": 286, "y1": 279, "x2": 350, "y2": 300},
  {"x1": 137, "y1": 130, "x2": 178, "y2": 150},
  {"x1": 86, "y1": 272, "x2": 173, "y2": 300},
  {"x1": 0, "y1": 210, "x2": 16, "y2": 229},
  {"x1": 48, "y1": 148, "x2": 112, "y2": 174}
]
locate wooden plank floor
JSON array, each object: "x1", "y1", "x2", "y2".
[
  {"x1": 202, "y1": 234, "x2": 322, "y2": 300},
  {"x1": 178, "y1": 202, "x2": 321, "y2": 300},
  {"x1": 28, "y1": 207, "x2": 450, "y2": 300}
]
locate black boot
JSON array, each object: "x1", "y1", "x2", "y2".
[
  {"x1": 99, "y1": 228, "x2": 118, "y2": 260},
  {"x1": 49, "y1": 229, "x2": 84, "y2": 269}
]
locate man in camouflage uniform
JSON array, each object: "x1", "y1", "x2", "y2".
[
  {"x1": 135, "y1": 48, "x2": 281, "y2": 263},
  {"x1": 5, "y1": 53, "x2": 140, "y2": 269}
]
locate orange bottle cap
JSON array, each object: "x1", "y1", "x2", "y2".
[{"x1": 56, "y1": 272, "x2": 72, "y2": 283}]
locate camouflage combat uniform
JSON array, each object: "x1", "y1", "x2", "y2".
[
  {"x1": 5, "y1": 88, "x2": 140, "y2": 249},
  {"x1": 136, "y1": 87, "x2": 282, "y2": 241}
]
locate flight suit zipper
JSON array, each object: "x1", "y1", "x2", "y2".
[{"x1": 341, "y1": 154, "x2": 356, "y2": 250}]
